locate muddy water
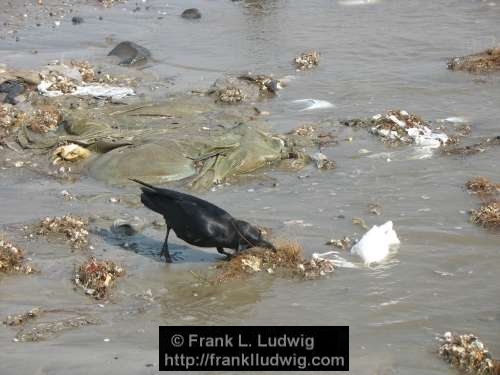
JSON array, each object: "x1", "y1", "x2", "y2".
[{"x1": 1, "y1": 0, "x2": 500, "y2": 374}]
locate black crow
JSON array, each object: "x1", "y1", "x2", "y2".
[{"x1": 131, "y1": 179, "x2": 276, "y2": 262}]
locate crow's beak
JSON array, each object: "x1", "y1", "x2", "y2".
[{"x1": 261, "y1": 240, "x2": 276, "y2": 252}]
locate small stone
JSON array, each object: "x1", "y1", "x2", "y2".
[
  {"x1": 71, "y1": 16, "x2": 84, "y2": 24},
  {"x1": 181, "y1": 8, "x2": 202, "y2": 19}
]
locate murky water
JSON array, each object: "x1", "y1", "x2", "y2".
[{"x1": 1, "y1": 0, "x2": 500, "y2": 374}]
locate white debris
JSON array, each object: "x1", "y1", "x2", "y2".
[
  {"x1": 338, "y1": 0, "x2": 380, "y2": 5},
  {"x1": 436, "y1": 116, "x2": 468, "y2": 124},
  {"x1": 283, "y1": 219, "x2": 313, "y2": 227},
  {"x1": 370, "y1": 110, "x2": 449, "y2": 152},
  {"x1": 312, "y1": 251, "x2": 358, "y2": 269},
  {"x1": 350, "y1": 221, "x2": 400, "y2": 265},
  {"x1": 38, "y1": 81, "x2": 134, "y2": 100},
  {"x1": 293, "y1": 99, "x2": 335, "y2": 111}
]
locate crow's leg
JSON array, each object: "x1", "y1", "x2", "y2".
[
  {"x1": 217, "y1": 247, "x2": 232, "y2": 257},
  {"x1": 160, "y1": 226, "x2": 172, "y2": 263}
]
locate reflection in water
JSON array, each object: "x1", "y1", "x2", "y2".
[
  {"x1": 159, "y1": 277, "x2": 273, "y2": 324},
  {"x1": 241, "y1": 0, "x2": 280, "y2": 15}
]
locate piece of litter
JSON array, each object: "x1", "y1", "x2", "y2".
[
  {"x1": 434, "y1": 270, "x2": 454, "y2": 277},
  {"x1": 312, "y1": 251, "x2": 357, "y2": 269},
  {"x1": 293, "y1": 99, "x2": 334, "y2": 111},
  {"x1": 350, "y1": 221, "x2": 400, "y2": 265},
  {"x1": 38, "y1": 81, "x2": 134, "y2": 100}
]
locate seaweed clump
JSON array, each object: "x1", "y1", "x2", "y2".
[
  {"x1": 73, "y1": 257, "x2": 124, "y2": 299},
  {"x1": 438, "y1": 332, "x2": 500, "y2": 375},
  {"x1": 215, "y1": 241, "x2": 334, "y2": 283},
  {"x1": 442, "y1": 136, "x2": 500, "y2": 156},
  {"x1": 466, "y1": 177, "x2": 500, "y2": 198},
  {"x1": 36, "y1": 215, "x2": 89, "y2": 249},
  {"x1": 470, "y1": 202, "x2": 500, "y2": 230},
  {"x1": 15, "y1": 315, "x2": 100, "y2": 342},
  {"x1": 3, "y1": 308, "x2": 42, "y2": 326},
  {"x1": 0, "y1": 238, "x2": 36, "y2": 274}
]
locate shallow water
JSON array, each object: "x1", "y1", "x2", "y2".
[{"x1": 1, "y1": 0, "x2": 500, "y2": 374}]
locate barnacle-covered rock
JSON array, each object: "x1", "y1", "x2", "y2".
[
  {"x1": 216, "y1": 87, "x2": 245, "y2": 104},
  {"x1": 36, "y1": 215, "x2": 89, "y2": 249},
  {"x1": 294, "y1": 51, "x2": 320, "y2": 70},
  {"x1": 448, "y1": 48, "x2": 500, "y2": 73},
  {"x1": 26, "y1": 106, "x2": 62, "y2": 133},
  {"x1": 238, "y1": 73, "x2": 281, "y2": 95},
  {"x1": 438, "y1": 332, "x2": 500, "y2": 375},
  {"x1": 0, "y1": 238, "x2": 36, "y2": 274},
  {"x1": 470, "y1": 202, "x2": 500, "y2": 230},
  {"x1": 208, "y1": 74, "x2": 282, "y2": 104},
  {"x1": 0, "y1": 103, "x2": 25, "y2": 137}
]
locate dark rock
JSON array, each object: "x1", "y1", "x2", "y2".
[
  {"x1": 107, "y1": 41, "x2": 151, "y2": 66},
  {"x1": 0, "y1": 80, "x2": 25, "y2": 105},
  {"x1": 72, "y1": 16, "x2": 84, "y2": 24},
  {"x1": 181, "y1": 8, "x2": 202, "y2": 19}
]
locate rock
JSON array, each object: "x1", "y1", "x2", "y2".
[
  {"x1": 108, "y1": 41, "x2": 151, "y2": 66},
  {"x1": 310, "y1": 152, "x2": 336, "y2": 169},
  {"x1": 208, "y1": 76, "x2": 261, "y2": 103},
  {"x1": 294, "y1": 51, "x2": 320, "y2": 70},
  {"x1": 448, "y1": 47, "x2": 500, "y2": 73},
  {"x1": 71, "y1": 16, "x2": 84, "y2": 24},
  {"x1": 0, "y1": 80, "x2": 25, "y2": 104},
  {"x1": 111, "y1": 217, "x2": 146, "y2": 236},
  {"x1": 181, "y1": 8, "x2": 202, "y2": 19},
  {"x1": 438, "y1": 332, "x2": 500, "y2": 375}
]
